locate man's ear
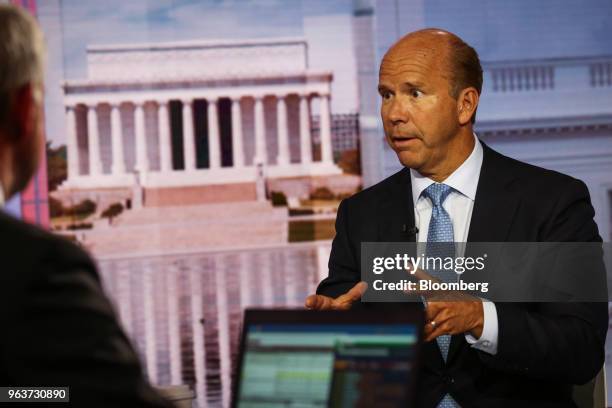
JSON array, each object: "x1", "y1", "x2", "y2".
[
  {"x1": 457, "y1": 87, "x2": 479, "y2": 126},
  {"x1": 10, "y1": 83, "x2": 37, "y2": 142}
]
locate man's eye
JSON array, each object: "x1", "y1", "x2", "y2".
[
  {"x1": 381, "y1": 91, "x2": 392, "y2": 100},
  {"x1": 410, "y1": 89, "x2": 423, "y2": 98}
]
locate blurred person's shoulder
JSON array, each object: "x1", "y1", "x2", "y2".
[
  {"x1": 0, "y1": 211, "x2": 97, "y2": 302},
  {"x1": 0, "y1": 210, "x2": 92, "y2": 263}
]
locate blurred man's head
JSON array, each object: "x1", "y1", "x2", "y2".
[
  {"x1": 378, "y1": 28, "x2": 482, "y2": 180},
  {"x1": 0, "y1": 4, "x2": 46, "y2": 200}
]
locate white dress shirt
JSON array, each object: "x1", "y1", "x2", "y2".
[{"x1": 410, "y1": 134, "x2": 498, "y2": 355}]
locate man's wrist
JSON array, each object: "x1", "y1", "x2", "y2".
[
  {"x1": 468, "y1": 299, "x2": 484, "y2": 338},
  {"x1": 465, "y1": 300, "x2": 499, "y2": 355}
]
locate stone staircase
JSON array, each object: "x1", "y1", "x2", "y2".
[
  {"x1": 76, "y1": 201, "x2": 288, "y2": 258},
  {"x1": 115, "y1": 201, "x2": 280, "y2": 225}
]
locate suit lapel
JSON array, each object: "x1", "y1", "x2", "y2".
[
  {"x1": 446, "y1": 143, "x2": 521, "y2": 364},
  {"x1": 376, "y1": 168, "x2": 416, "y2": 243},
  {"x1": 465, "y1": 144, "x2": 520, "y2": 243}
]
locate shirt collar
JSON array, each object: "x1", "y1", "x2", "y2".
[{"x1": 410, "y1": 133, "x2": 483, "y2": 205}]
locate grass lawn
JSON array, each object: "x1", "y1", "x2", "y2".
[
  {"x1": 299, "y1": 199, "x2": 341, "y2": 208},
  {"x1": 50, "y1": 213, "x2": 92, "y2": 230},
  {"x1": 51, "y1": 214, "x2": 89, "y2": 223},
  {"x1": 289, "y1": 219, "x2": 336, "y2": 242}
]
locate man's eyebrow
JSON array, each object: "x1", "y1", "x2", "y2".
[
  {"x1": 401, "y1": 81, "x2": 425, "y2": 89},
  {"x1": 377, "y1": 81, "x2": 426, "y2": 94},
  {"x1": 377, "y1": 84, "x2": 391, "y2": 94}
]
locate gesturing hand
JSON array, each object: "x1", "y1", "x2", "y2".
[
  {"x1": 424, "y1": 295, "x2": 484, "y2": 342},
  {"x1": 410, "y1": 268, "x2": 484, "y2": 342},
  {"x1": 304, "y1": 282, "x2": 367, "y2": 311}
]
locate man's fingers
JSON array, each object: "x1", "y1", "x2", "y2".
[
  {"x1": 304, "y1": 294, "x2": 334, "y2": 310},
  {"x1": 405, "y1": 288, "x2": 436, "y2": 298},
  {"x1": 423, "y1": 304, "x2": 455, "y2": 341},
  {"x1": 333, "y1": 281, "x2": 367, "y2": 306},
  {"x1": 424, "y1": 321, "x2": 454, "y2": 342},
  {"x1": 423, "y1": 301, "x2": 481, "y2": 341},
  {"x1": 410, "y1": 267, "x2": 429, "y2": 280},
  {"x1": 305, "y1": 282, "x2": 367, "y2": 311},
  {"x1": 411, "y1": 267, "x2": 440, "y2": 284},
  {"x1": 346, "y1": 281, "x2": 368, "y2": 301},
  {"x1": 405, "y1": 268, "x2": 444, "y2": 299},
  {"x1": 305, "y1": 294, "x2": 315, "y2": 309},
  {"x1": 425, "y1": 305, "x2": 451, "y2": 328},
  {"x1": 425, "y1": 301, "x2": 446, "y2": 322}
]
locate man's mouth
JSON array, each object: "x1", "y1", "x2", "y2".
[{"x1": 391, "y1": 135, "x2": 418, "y2": 145}]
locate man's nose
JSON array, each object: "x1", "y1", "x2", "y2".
[{"x1": 387, "y1": 98, "x2": 408, "y2": 124}]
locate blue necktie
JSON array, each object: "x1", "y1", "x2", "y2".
[{"x1": 422, "y1": 183, "x2": 459, "y2": 408}]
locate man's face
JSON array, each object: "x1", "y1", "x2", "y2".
[
  {"x1": 378, "y1": 38, "x2": 461, "y2": 173},
  {"x1": 11, "y1": 83, "x2": 44, "y2": 195}
]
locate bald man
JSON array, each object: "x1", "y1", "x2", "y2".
[{"x1": 306, "y1": 29, "x2": 607, "y2": 407}]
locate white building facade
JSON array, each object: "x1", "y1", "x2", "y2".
[{"x1": 62, "y1": 38, "x2": 341, "y2": 193}]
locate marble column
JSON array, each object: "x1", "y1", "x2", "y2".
[
  {"x1": 65, "y1": 105, "x2": 79, "y2": 179},
  {"x1": 319, "y1": 93, "x2": 333, "y2": 164},
  {"x1": 207, "y1": 98, "x2": 221, "y2": 169},
  {"x1": 158, "y1": 101, "x2": 172, "y2": 172},
  {"x1": 182, "y1": 99, "x2": 196, "y2": 171},
  {"x1": 86, "y1": 103, "x2": 102, "y2": 175},
  {"x1": 134, "y1": 102, "x2": 149, "y2": 173},
  {"x1": 231, "y1": 97, "x2": 244, "y2": 167},
  {"x1": 299, "y1": 95, "x2": 312, "y2": 164},
  {"x1": 276, "y1": 95, "x2": 290, "y2": 166},
  {"x1": 110, "y1": 103, "x2": 126, "y2": 175},
  {"x1": 253, "y1": 96, "x2": 267, "y2": 165}
]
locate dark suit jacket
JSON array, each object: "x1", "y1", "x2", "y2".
[
  {"x1": 317, "y1": 144, "x2": 608, "y2": 407},
  {"x1": 0, "y1": 211, "x2": 173, "y2": 407}
]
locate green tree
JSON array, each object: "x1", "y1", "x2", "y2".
[
  {"x1": 46, "y1": 142, "x2": 67, "y2": 191},
  {"x1": 101, "y1": 203, "x2": 124, "y2": 225}
]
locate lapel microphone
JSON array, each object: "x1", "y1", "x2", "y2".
[{"x1": 402, "y1": 224, "x2": 419, "y2": 235}]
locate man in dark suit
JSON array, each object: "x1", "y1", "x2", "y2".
[
  {"x1": 305, "y1": 28, "x2": 608, "y2": 407},
  {"x1": 0, "y1": 5, "x2": 172, "y2": 407}
]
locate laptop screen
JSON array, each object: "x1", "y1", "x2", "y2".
[{"x1": 235, "y1": 321, "x2": 419, "y2": 407}]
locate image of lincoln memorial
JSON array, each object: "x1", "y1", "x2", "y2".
[{"x1": 60, "y1": 38, "x2": 343, "y2": 205}]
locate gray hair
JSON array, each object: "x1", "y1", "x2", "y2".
[{"x1": 0, "y1": 4, "x2": 46, "y2": 128}]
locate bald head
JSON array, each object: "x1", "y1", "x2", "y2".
[
  {"x1": 382, "y1": 28, "x2": 482, "y2": 122},
  {"x1": 385, "y1": 28, "x2": 455, "y2": 57},
  {"x1": 378, "y1": 28, "x2": 481, "y2": 178}
]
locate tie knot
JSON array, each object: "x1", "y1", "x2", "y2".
[{"x1": 422, "y1": 183, "x2": 453, "y2": 207}]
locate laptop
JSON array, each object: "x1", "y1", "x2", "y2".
[{"x1": 231, "y1": 308, "x2": 423, "y2": 408}]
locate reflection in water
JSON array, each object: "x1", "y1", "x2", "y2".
[{"x1": 98, "y1": 243, "x2": 327, "y2": 407}]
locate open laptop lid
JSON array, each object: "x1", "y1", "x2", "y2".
[{"x1": 232, "y1": 308, "x2": 423, "y2": 407}]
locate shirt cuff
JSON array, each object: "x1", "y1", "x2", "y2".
[{"x1": 464, "y1": 300, "x2": 498, "y2": 355}]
